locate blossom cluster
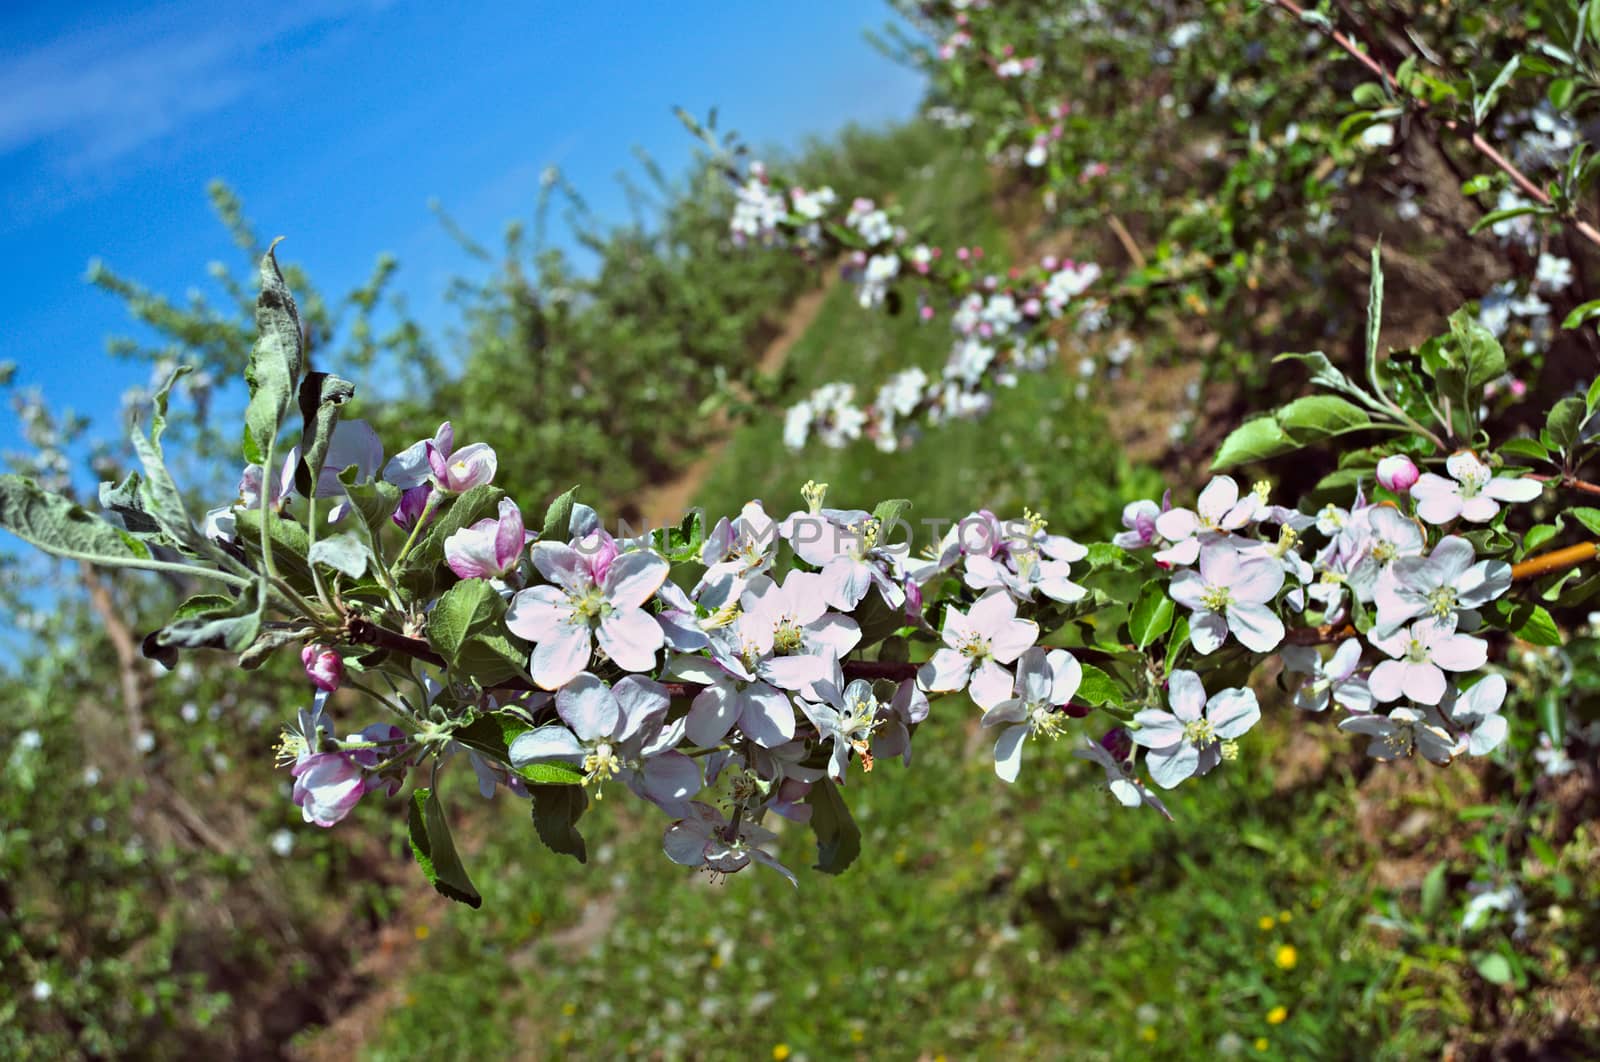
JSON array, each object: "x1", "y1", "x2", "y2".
[
  {"x1": 781, "y1": 253, "x2": 1103, "y2": 451},
  {"x1": 246, "y1": 417, "x2": 1544, "y2": 889},
  {"x1": 1115, "y1": 456, "x2": 1540, "y2": 774}
]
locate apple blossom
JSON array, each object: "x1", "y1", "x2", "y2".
[
  {"x1": 1130, "y1": 670, "x2": 1260, "y2": 789},
  {"x1": 981, "y1": 647, "x2": 1083, "y2": 782},
  {"x1": 291, "y1": 751, "x2": 366, "y2": 827},
  {"x1": 1153, "y1": 475, "x2": 1256, "y2": 566},
  {"x1": 1367, "y1": 619, "x2": 1488, "y2": 705},
  {"x1": 1280, "y1": 639, "x2": 1372, "y2": 713},
  {"x1": 443, "y1": 497, "x2": 526, "y2": 580},
  {"x1": 1441, "y1": 673, "x2": 1509, "y2": 757},
  {"x1": 1074, "y1": 737, "x2": 1172, "y2": 819},
  {"x1": 505, "y1": 539, "x2": 670, "y2": 689},
  {"x1": 1372, "y1": 535, "x2": 1510, "y2": 637},
  {"x1": 1412, "y1": 451, "x2": 1543, "y2": 524},
  {"x1": 918, "y1": 588, "x2": 1039, "y2": 709},
  {"x1": 1168, "y1": 541, "x2": 1286, "y2": 654},
  {"x1": 663, "y1": 802, "x2": 796, "y2": 886},
  {"x1": 508, "y1": 673, "x2": 699, "y2": 813},
  {"x1": 1339, "y1": 707, "x2": 1456, "y2": 764}
]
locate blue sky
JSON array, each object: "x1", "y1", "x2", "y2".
[{"x1": 0, "y1": 0, "x2": 924, "y2": 461}]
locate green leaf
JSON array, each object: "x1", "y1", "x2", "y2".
[
  {"x1": 129, "y1": 366, "x2": 197, "y2": 544},
  {"x1": 1546, "y1": 395, "x2": 1586, "y2": 454},
  {"x1": 1083, "y1": 542, "x2": 1136, "y2": 572},
  {"x1": 1511, "y1": 603, "x2": 1562, "y2": 646},
  {"x1": 308, "y1": 531, "x2": 371, "y2": 579},
  {"x1": 293, "y1": 371, "x2": 357, "y2": 494},
  {"x1": 243, "y1": 241, "x2": 306, "y2": 465},
  {"x1": 1522, "y1": 523, "x2": 1560, "y2": 555},
  {"x1": 1272, "y1": 351, "x2": 1368, "y2": 401},
  {"x1": 1420, "y1": 861, "x2": 1448, "y2": 921},
  {"x1": 1211, "y1": 416, "x2": 1296, "y2": 470},
  {"x1": 0, "y1": 474, "x2": 153, "y2": 566},
  {"x1": 806, "y1": 779, "x2": 860, "y2": 875},
  {"x1": 97, "y1": 472, "x2": 164, "y2": 539},
  {"x1": 1075, "y1": 664, "x2": 1125, "y2": 708},
  {"x1": 1276, "y1": 395, "x2": 1372, "y2": 442},
  {"x1": 871, "y1": 498, "x2": 912, "y2": 539},
  {"x1": 234, "y1": 508, "x2": 315, "y2": 588},
  {"x1": 398, "y1": 485, "x2": 506, "y2": 583},
  {"x1": 1460, "y1": 174, "x2": 1493, "y2": 196},
  {"x1": 1448, "y1": 309, "x2": 1507, "y2": 390},
  {"x1": 427, "y1": 579, "x2": 504, "y2": 669},
  {"x1": 237, "y1": 625, "x2": 309, "y2": 670},
  {"x1": 530, "y1": 783, "x2": 589, "y2": 863},
  {"x1": 1129, "y1": 579, "x2": 1175, "y2": 650},
  {"x1": 852, "y1": 586, "x2": 907, "y2": 652},
  {"x1": 152, "y1": 583, "x2": 264, "y2": 654},
  {"x1": 1538, "y1": 688, "x2": 1566, "y2": 747},
  {"x1": 1474, "y1": 54, "x2": 1521, "y2": 126},
  {"x1": 1571, "y1": 507, "x2": 1600, "y2": 536},
  {"x1": 1470, "y1": 205, "x2": 1545, "y2": 235},
  {"x1": 1498, "y1": 438, "x2": 1550, "y2": 462},
  {"x1": 1562, "y1": 299, "x2": 1600, "y2": 330},
  {"x1": 407, "y1": 787, "x2": 482, "y2": 907},
  {"x1": 541, "y1": 484, "x2": 580, "y2": 542},
  {"x1": 342, "y1": 478, "x2": 402, "y2": 542},
  {"x1": 1474, "y1": 952, "x2": 1513, "y2": 986}
]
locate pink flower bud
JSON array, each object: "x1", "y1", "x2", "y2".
[
  {"x1": 919, "y1": 305, "x2": 935, "y2": 321},
  {"x1": 1376, "y1": 454, "x2": 1420, "y2": 494},
  {"x1": 392, "y1": 483, "x2": 433, "y2": 530},
  {"x1": 291, "y1": 752, "x2": 365, "y2": 827},
  {"x1": 903, "y1": 579, "x2": 924, "y2": 620},
  {"x1": 301, "y1": 644, "x2": 344, "y2": 693}
]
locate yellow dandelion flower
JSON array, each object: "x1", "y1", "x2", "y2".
[
  {"x1": 414, "y1": 924, "x2": 430, "y2": 941},
  {"x1": 1257, "y1": 915, "x2": 1275, "y2": 931},
  {"x1": 1266, "y1": 1005, "x2": 1288, "y2": 1025},
  {"x1": 1278, "y1": 910, "x2": 1292, "y2": 923},
  {"x1": 561, "y1": 1002, "x2": 578, "y2": 1017},
  {"x1": 1255, "y1": 1037, "x2": 1269, "y2": 1051},
  {"x1": 1139, "y1": 1026, "x2": 1157, "y2": 1043},
  {"x1": 772, "y1": 1045, "x2": 791, "y2": 1061},
  {"x1": 850, "y1": 1027, "x2": 865, "y2": 1043},
  {"x1": 710, "y1": 953, "x2": 725, "y2": 970},
  {"x1": 1274, "y1": 945, "x2": 1297, "y2": 970}
]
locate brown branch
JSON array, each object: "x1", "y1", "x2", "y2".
[
  {"x1": 1106, "y1": 214, "x2": 1147, "y2": 269},
  {"x1": 1511, "y1": 541, "x2": 1598, "y2": 582},
  {"x1": 81, "y1": 562, "x2": 147, "y2": 746},
  {"x1": 1267, "y1": 0, "x2": 1600, "y2": 249},
  {"x1": 346, "y1": 617, "x2": 922, "y2": 696},
  {"x1": 1285, "y1": 622, "x2": 1358, "y2": 645},
  {"x1": 1529, "y1": 473, "x2": 1600, "y2": 497}
]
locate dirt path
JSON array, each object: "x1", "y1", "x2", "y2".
[{"x1": 629, "y1": 274, "x2": 836, "y2": 528}]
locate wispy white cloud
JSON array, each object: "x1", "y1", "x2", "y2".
[{"x1": 0, "y1": 0, "x2": 392, "y2": 172}]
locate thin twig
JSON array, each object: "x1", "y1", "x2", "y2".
[{"x1": 1267, "y1": 0, "x2": 1600, "y2": 248}]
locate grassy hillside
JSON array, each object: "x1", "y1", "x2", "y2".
[{"x1": 320, "y1": 143, "x2": 1600, "y2": 1062}]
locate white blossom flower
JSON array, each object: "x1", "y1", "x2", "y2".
[
  {"x1": 1412, "y1": 452, "x2": 1542, "y2": 524},
  {"x1": 1441, "y1": 673, "x2": 1508, "y2": 756},
  {"x1": 1339, "y1": 706, "x2": 1456, "y2": 763},
  {"x1": 1169, "y1": 541, "x2": 1286, "y2": 654},
  {"x1": 1367, "y1": 619, "x2": 1487, "y2": 705},
  {"x1": 1130, "y1": 670, "x2": 1260, "y2": 788}
]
